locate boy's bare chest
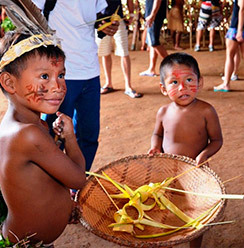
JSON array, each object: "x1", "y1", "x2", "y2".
[{"x1": 162, "y1": 110, "x2": 206, "y2": 137}]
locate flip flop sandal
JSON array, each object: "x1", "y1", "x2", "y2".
[
  {"x1": 139, "y1": 71, "x2": 159, "y2": 77},
  {"x1": 213, "y1": 87, "x2": 230, "y2": 92},
  {"x1": 100, "y1": 86, "x2": 115, "y2": 94},
  {"x1": 124, "y1": 90, "x2": 142, "y2": 98}
]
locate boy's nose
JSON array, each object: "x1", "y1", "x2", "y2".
[
  {"x1": 178, "y1": 82, "x2": 186, "y2": 91},
  {"x1": 50, "y1": 79, "x2": 62, "y2": 92}
]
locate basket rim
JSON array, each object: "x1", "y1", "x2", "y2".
[{"x1": 78, "y1": 153, "x2": 226, "y2": 247}]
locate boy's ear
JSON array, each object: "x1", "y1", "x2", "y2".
[
  {"x1": 0, "y1": 72, "x2": 16, "y2": 94},
  {"x1": 160, "y1": 82, "x2": 168, "y2": 96},
  {"x1": 198, "y1": 77, "x2": 203, "y2": 90}
]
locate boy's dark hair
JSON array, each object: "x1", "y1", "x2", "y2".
[
  {"x1": 0, "y1": 31, "x2": 65, "y2": 92},
  {"x1": 160, "y1": 52, "x2": 201, "y2": 86}
]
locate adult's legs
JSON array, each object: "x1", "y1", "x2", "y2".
[
  {"x1": 113, "y1": 21, "x2": 141, "y2": 97},
  {"x1": 121, "y1": 55, "x2": 142, "y2": 97},
  {"x1": 140, "y1": 0, "x2": 167, "y2": 76},
  {"x1": 154, "y1": 43, "x2": 168, "y2": 58},
  {"x1": 145, "y1": 46, "x2": 158, "y2": 75},
  {"x1": 233, "y1": 47, "x2": 241, "y2": 75},
  {"x1": 96, "y1": 34, "x2": 113, "y2": 93},
  {"x1": 101, "y1": 54, "x2": 113, "y2": 89},
  {"x1": 141, "y1": 27, "x2": 147, "y2": 51},
  {"x1": 73, "y1": 77, "x2": 100, "y2": 171},
  {"x1": 121, "y1": 55, "x2": 132, "y2": 91},
  {"x1": 214, "y1": 39, "x2": 239, "y2": 91},
  {"x1": 140, "y1": 44, "x2": 167, "y2": 76}
]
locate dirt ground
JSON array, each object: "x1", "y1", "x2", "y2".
[{"x1": 1, "y1": 34, "x2": 244, "y2": 248}]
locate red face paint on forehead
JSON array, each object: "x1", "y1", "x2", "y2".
[
  {"x1": 171, "y1": 68, "x2": 195, "y2": 78},
  {"x1": 50, "y1": 56, "x2": 64, "y2": 66}
]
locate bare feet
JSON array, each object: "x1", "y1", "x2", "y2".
[{"x1": 213, "y1": 83, "x2": 230, "y2": 92}]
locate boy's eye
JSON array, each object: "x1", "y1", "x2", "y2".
[
  {"x1": 171, "y1": 80, "x2": 178, "y2": 85},
  {"x1": 186, "y1": 78, "x2": 193, "y2": 83},
  {"x1": 58, "y1": 73, "x2": 65, "y2": 79},
  {"x1": 41, "y1": 74, "x2": 49, "y2": 80}
]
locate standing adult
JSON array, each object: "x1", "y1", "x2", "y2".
[
  {"x1": 32, "y1": 0, "x2": 119, "y2": 171},
  {"x1": 139, "y1": 0, "x2": 168, "y2": 77},
  {"x1": 214, "y1": 0, "x2": 244, "y2": 92},
  {"x1": 97, "y1": 0, "x2": 142, "y2": 98}
]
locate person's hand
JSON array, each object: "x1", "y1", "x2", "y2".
[
  {"x1": 52, "y1": 111, "x2": 75, "y2": 141},
  {"x1": 148, "y1": 147, "x2": 161, "y2": 156},
  {"x1": 145, "y1": 14, "x2": 155, "y2": 28},
  {"x1": 195, "y1": 153, "x2": 209, "y2": 166},
  {"x1": 99, "y1": 20, "x2": 119, "y2": 36},
  {"x1": 236, "y1": 30, "x2": 243, "y2": 43}
]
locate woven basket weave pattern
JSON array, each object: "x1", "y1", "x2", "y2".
[{"x1": 78, "y1": 154, "x2": 226, "y2": 247}]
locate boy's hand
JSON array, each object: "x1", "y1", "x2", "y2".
[
  {"x1": 148, "y1": 147, "x2": 161, "y2": 156},
  {"x1": 52, "y1": 112, "x2": 75, "y2": 141},
  {"x1": 195, "y1": 153, "x2": 208, "y2": 166}
]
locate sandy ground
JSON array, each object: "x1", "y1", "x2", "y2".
[{"x1": 1, "y1": 34, "x2": 244, "y2": 248}]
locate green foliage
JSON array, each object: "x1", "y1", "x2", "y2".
[
  {"x1": 1, "y1": 17, "x2": 16, "y2": 32},
  {"x1": 0, "y1": 235, "x2": 12, "y2": 248}
]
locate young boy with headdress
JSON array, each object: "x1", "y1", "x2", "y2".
[{"x1": 0, "y1": 0, "x2": 86, "y2": 246}]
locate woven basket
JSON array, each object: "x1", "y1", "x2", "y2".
[{"x1": 78, "y1": 153, "x2": 226, "y2": 247}]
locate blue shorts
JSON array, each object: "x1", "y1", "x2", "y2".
[
  {"x1": 145, "y1": 0, "x2": 166, "y2": 46},
  {"x1": 225, "y1": 27, "x2": 244, "y2": 41}
]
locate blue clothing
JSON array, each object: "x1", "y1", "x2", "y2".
[
  {"x1": 225, "y1": 27, "x2": 244, "y2": 40},
  {"x1": 230, "y1": 0, "x2": 243, "y2": 29},
  {"x1": 145, "y1": 0, "x2": 167, "y2": 46},
  {"x1": 225, "y1": 0, "x2": 244, "y2": 41},
  {"x1": 42, "y1": 77, "x2": 101, "y2": 171}
]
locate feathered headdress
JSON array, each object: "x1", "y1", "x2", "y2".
[{"x1": 0, "y1": 0, "x2": 61, "y2": 69}]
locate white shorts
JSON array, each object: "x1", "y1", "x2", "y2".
[{"x1": 96, "y1": 21, "x2": 129, "y2": 57}]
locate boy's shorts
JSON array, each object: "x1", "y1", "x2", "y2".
[
  {"x1": 197, "y1": 1, "x2": 222, "y2": 30},
  {"x1": 225, "y1": 27, "x2": 244, "y2": 41},
  {"x1": 97, "y1": 21, "x2": 129, "y2": 57}
]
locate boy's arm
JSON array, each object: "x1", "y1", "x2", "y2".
[
  {"x1": 195, "y1": 106, "x2": 223, "y2": 165},
  {"x1": 52, "y1": 112, "x2": 86, "y2": 171},
  {"x1": 22, "y1": 119, "x2": 86, "y2": 190},
  {"x1": 148, "y1": 108, "x2": 164, "y2": 155}
]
